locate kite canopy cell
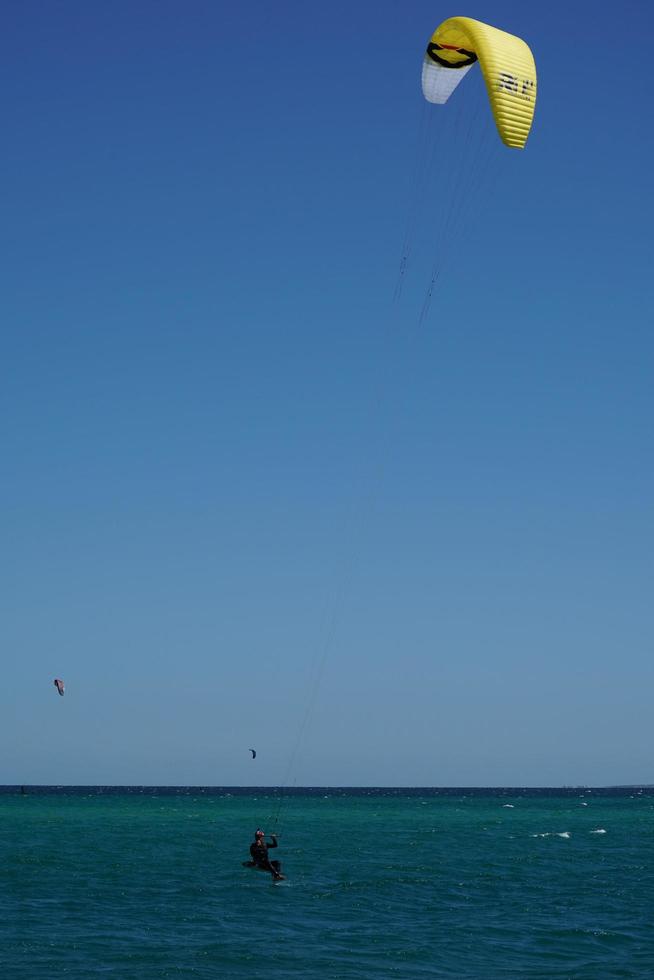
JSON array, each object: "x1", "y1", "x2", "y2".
[{"x1": 422, "y1": 16, "x2": 537, "y2": 147}]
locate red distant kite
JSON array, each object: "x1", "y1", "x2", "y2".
[{"x1": 54, "y1": 678, "x2": 65, "y2": 696}]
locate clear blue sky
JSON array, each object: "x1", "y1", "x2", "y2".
[{"x1": 2, "y1": 0, "x2": 652, "y2": 786}]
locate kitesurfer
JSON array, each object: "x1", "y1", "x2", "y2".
[{"x1": 246, "y1": 829, "x2": 284, "y2": 880}]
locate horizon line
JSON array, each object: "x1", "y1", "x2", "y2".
[{"x1": 2, "y1": 783, "x2": 653, "y2": 790}]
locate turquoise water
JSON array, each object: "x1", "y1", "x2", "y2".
[{"x1": 2, "y1": 788, "x2": 653, "y2": 978}]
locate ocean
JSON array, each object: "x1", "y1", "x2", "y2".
[{"x1": 2, "y1": 787, "x2": 653, "y2": 978}]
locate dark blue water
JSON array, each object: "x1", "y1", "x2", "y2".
[{"x1": 2, "y1": 787, "x2": 653, "y2": 978}]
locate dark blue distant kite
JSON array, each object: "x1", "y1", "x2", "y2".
[{"x1": 249, "y1": 749, "x2": 256, "y2": 759}]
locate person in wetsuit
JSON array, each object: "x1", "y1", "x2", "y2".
[{"x1": 247, "y1": 829, "x2": 283, "y2": 879}]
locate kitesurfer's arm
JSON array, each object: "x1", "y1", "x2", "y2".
[{"x1": 267, "y1": 835, "x2": 278, "y2": 850}]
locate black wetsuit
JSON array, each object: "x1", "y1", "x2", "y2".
[{"x1": 249, "y1": 838, "x2": 281, "y2": 875}]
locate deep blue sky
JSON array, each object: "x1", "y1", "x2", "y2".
[{"x1": 2, "y1": 0, "x2": 652, "y2": 786}]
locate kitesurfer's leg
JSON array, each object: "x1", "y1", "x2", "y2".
[
  {"x1": 257, "y1": 858, "x2": 278, "y2": 876},
  {"x1": 269, "y1": 860, "x2": 283, "y2": 879}
]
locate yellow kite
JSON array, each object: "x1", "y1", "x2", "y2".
[{"x1": 422, "y1": 16, "x2": 537, "y2": 148}]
